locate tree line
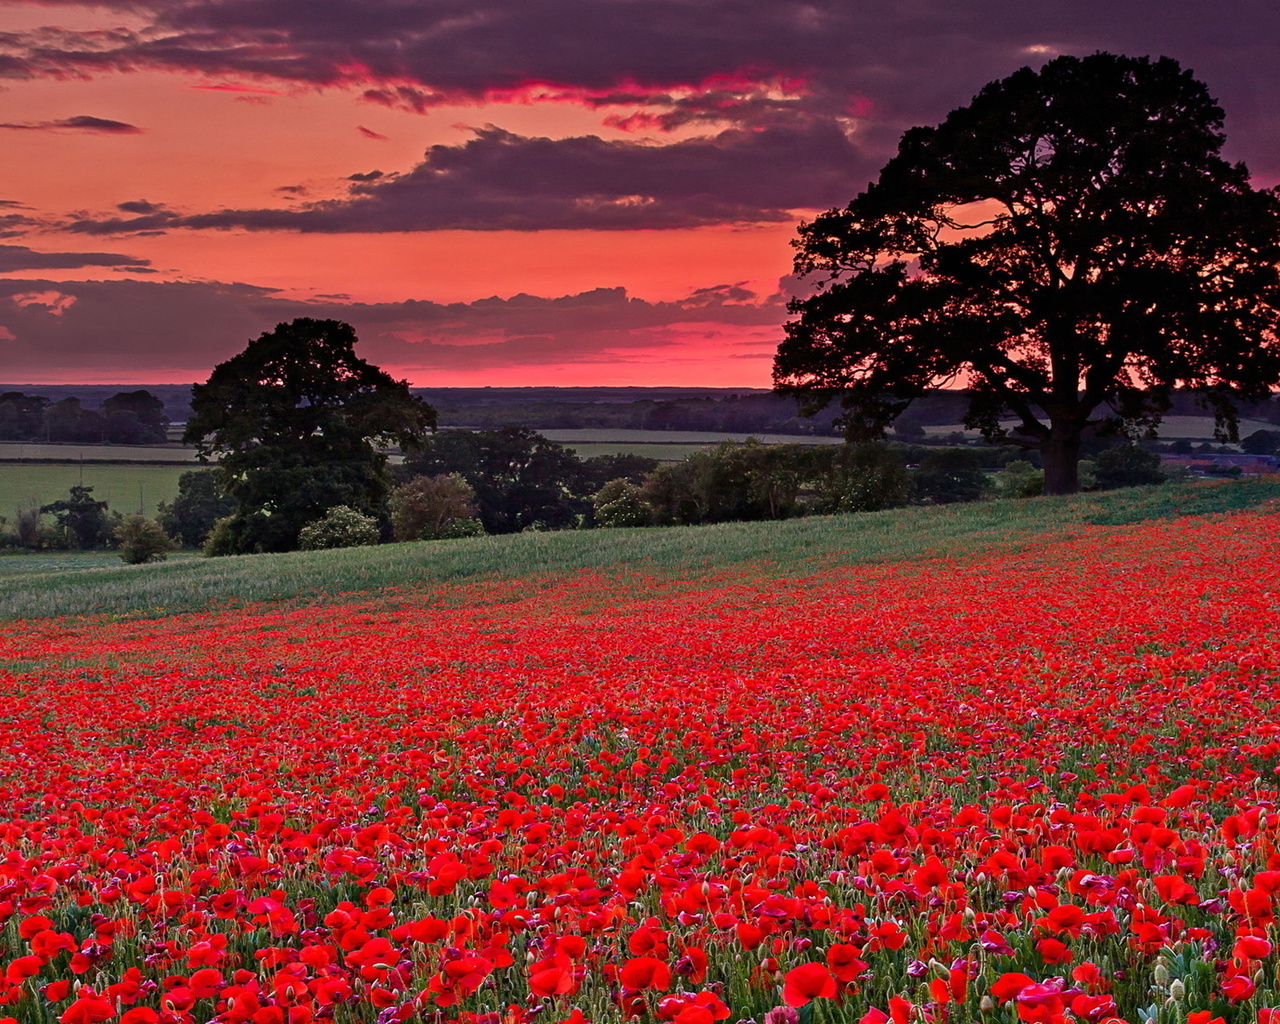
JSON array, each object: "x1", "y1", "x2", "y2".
[{"x1": 0, "y1": 390, "x2": 170, "y2": 445}]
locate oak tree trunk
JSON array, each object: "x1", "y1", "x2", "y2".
[{"x1": 1041, "y1": 431, "x2": 1082, "y2": 495}]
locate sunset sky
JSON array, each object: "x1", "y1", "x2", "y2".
[{"x1": 1, "y1": 0, "x2": 1277, "y2": 386}]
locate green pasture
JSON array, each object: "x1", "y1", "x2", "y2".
[
  {"x1": 545, "y1": 430, "x2": 841, "y2": 463},
  {"x1": 922, "y1": 414, "x2": 1275, "y2": 441},
  {"x1": 538, "y1": 429, "x2": 842, "y2": 446},
  {"x1": 0, "y1": 463, "x2": 190, "y2": 519},
  {"x1": 0, "y1": 442, "x2": 199, "y2": 462},
  {"x1": 2, "y1": 475, "x2": 1277, "y2": 621},
  {"x1": 559, "y1": 442, "x2": 721, "y2": 462}
]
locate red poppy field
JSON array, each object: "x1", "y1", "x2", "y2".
[{"x1": 3, "y1": 508, "x2": 1280, "y2": 1024}]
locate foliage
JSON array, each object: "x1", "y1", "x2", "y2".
[
  {"x1": 810, "y1": 442, "x2": 909, "y2": 513},
  {"x1": 910, "y1": 447, "x2": 990, "y2": 504},
  {"x1": 995, "y1": 459, "x2": 1045, "y2": 498},
  {"x1": 578, "y1": 452, "x2": 661, "y2": 492},
  {"x1": 403, "y1": 427, "x2": 589, "y2": 534},
  {"x1": 158, "y1": 470, "x2": 238, "y2": 547},
  {"x1": 114, "y1": 513, "x2": 176, "y2": 564},
  {"x1": 776, "y1": 53, "x2": 1280, "y2": 495},
  {"x1": 1240, "y1": 428, "x2": 1280, "y2": 455},
  {"x1": 389, "y1": 474, "x2": 481, "y2": 541},
  {"x1": 39, "y1": 484, "x2": 113, "y2": 548},
  {"x1": 13, "y1": 504, "x2": 44, "y2": 549},
  {"x1": 641, "y1": 440, "x2": 814, "y2": 525},
  {"x1": 1094, "y1": 444, "x2": 1168, "y2": 490},
  {"x1": 0, "y1": 389, "x2": 170, "y2": 443},
  {"x1": 593, "y1": 478, "x2": 651, "y2": 528},
  {"x1": 297, "y1": 505, "x2": 380, "y2": 550},
  {"x1": 202, "y1": 515, "x2": 239, "y2": 558},
  {"x1": 185, "y1": 318, "x2": 436, "y2": 554},
  {"x1": 101, "y1": 390, "x2": 170, "y2": 444}
]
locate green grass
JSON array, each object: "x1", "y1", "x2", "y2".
[
  {"x1": 0, "y1": 441, "x2": 200, "y2": 462},
  {"x1": 539, "y1": 429, "x2": 843, "y2": 445},
  {"x1": 0, "y1": 463, "x2": 191, "y2": 518},
  {"x1": 922, "y1": 414, "x2": 1277, "y2": 441},
  {"x1": 2, "y1": 476, "x2": 1277, "y2": 622}
]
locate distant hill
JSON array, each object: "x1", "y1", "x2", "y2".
[{"x1": 5, "y1": 384, "x2": 1278, "y2": 439}]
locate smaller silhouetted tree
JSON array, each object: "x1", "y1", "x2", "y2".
[
  {"x1": 103, "y1": 391, "x2": 170, "y2": 444},
  {"x1": 41, "y1": 485, "x2": 113, "y2": 548}
]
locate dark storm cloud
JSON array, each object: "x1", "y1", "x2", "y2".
[
  {"x1": 0, "y1": 244, "x2": 150, "y2": 271},
  {"x1": 0, "y1": 276, "x2": 784, "y2": 376},
  {"x1": 67, "y1": 120, "x2": 874, "y2": 233},
  {"x1": 8, "y1": 0, "x2": 1279, "y2": 229},
  {"x1": 0, "y1": 115, "x2": 142, "y2": 134}
]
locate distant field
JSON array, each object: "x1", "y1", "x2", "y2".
[
  {"x1": 542, "y1": 429, "x2": 841, "y2": 462},
  {"x1": 538, "y1": 429, "x2": 842, "y2": 445},
  {"x1": 557, "y1": 442, "x2": 733, "y2": 462},
  {"x1": 0, "y1": 464, "x2": 191, "y2": 517},
  {"x1": 0, "y1": 441, "x2": 200, "y2": 462},
  {"x1": 923, "y1": 414, "x2": 1275, "y2": 440}
]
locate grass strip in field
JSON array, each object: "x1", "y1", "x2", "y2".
[{"x1": 1, "y1": 476, "x2": 1277, "y2": 621}]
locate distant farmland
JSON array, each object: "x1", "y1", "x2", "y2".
[{"x1": 1, "y1": 463, "x2": 192, "y2": 518}]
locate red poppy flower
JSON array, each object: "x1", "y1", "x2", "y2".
[{"x1": 782, "y1": 963, "x2": 836, "y2": 1007}]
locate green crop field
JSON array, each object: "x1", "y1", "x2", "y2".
[
  {"x1": 0, "y1": 463, "x2": 192, "y2": 518},
  {"x1": 3, "y1": 475, "x2": 1277, "y2": 620},
  {"x1": 0, "y1": 441, "x2": 200, "y2": 462},
  {"x1": 922, "y1": 414, "x2": 1276, "y2": 441},
  {"x1": 538, "y1": 429, "x2": 842, "y2": 446}
]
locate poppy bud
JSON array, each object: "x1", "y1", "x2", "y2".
[
  {"x1": 1169, "y1": 980, "x2": 1185, "y2": 1001},
  {"x1": 1153, "y1": 963, "x2": 1169, "y2": 987},
  {"x1": 979, "y1": 996, "x2": 995, "y2": 1014}
]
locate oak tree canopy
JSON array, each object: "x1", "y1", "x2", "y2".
[{"x1": 775, "y1": 53, "x2": 1280, "y2": 494}]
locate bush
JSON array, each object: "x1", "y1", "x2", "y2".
[
  {"x1": 1094, "y1": 444, "x2": 1166, "y2": 489},
  {"x1": 438, "y1": 517, "x2": 486, "y2": 539},
  {"x1": 911, "y1": 448, "x2": 990, "y2": 504},
  {"x1": 115, "y1": 514, "x2": 176, "y2": 564},
  {"x1": 593, "y1": 478, "x2": 651, "y2": 527},
  {"x1": 815, "y1": 443, "x2": 909, "y2": 513},
  {"x1": 203, "y1": 515, "x2": 239, "y2": 557},
  {"x1": 158, "y1": 470, "x2": 237, "y2": 547},
  {"x1": 389, "y1": 474, "x2": 481, "y2": 541},
  {"x1": 995, "y1": 459, "x2": 1044, "y2": 498},
  {"x1": 297, "y1": 506, "x2": 380, "y2": 550}
]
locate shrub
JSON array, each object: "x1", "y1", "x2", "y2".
[
  {"x1": 115, "y1": 514, "x2": 176, "y2": 564},
  {"x1": 1094, "y1": 444, "x2": 1166, "y2": 490},
  {"x1": 593, "y1": 478, "x2": 651, "y2": 528},
  {"x1": 911, "y1": 448, "x2": 990, "y2": 504},
  {"x1": 389, "y1": 474, "x2": 481, "y2": 541},
  {"x1": 297, "y1": 506, "x2": 380, "y2": 550},
  {"x1": 815, "y1": 443, "x2": 909, "y2": 513},
  {"x1": 996, "y1": 460, "x2": 1044, "y2": 498},
  {"x1": 158, "y1": 470, "x2": 237, "y2": 547}
]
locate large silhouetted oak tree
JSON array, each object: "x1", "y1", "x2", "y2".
[
  {"x1": 775, "y1": 53, "x2": 1280, "y2": 494},
  {"x1": 185, "y1": 318, "x2": 436, "y2": 553}
]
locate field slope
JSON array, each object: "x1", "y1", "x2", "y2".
[{"x1": 4, "y1": 476, "x2": 1280, "y2": 620}]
